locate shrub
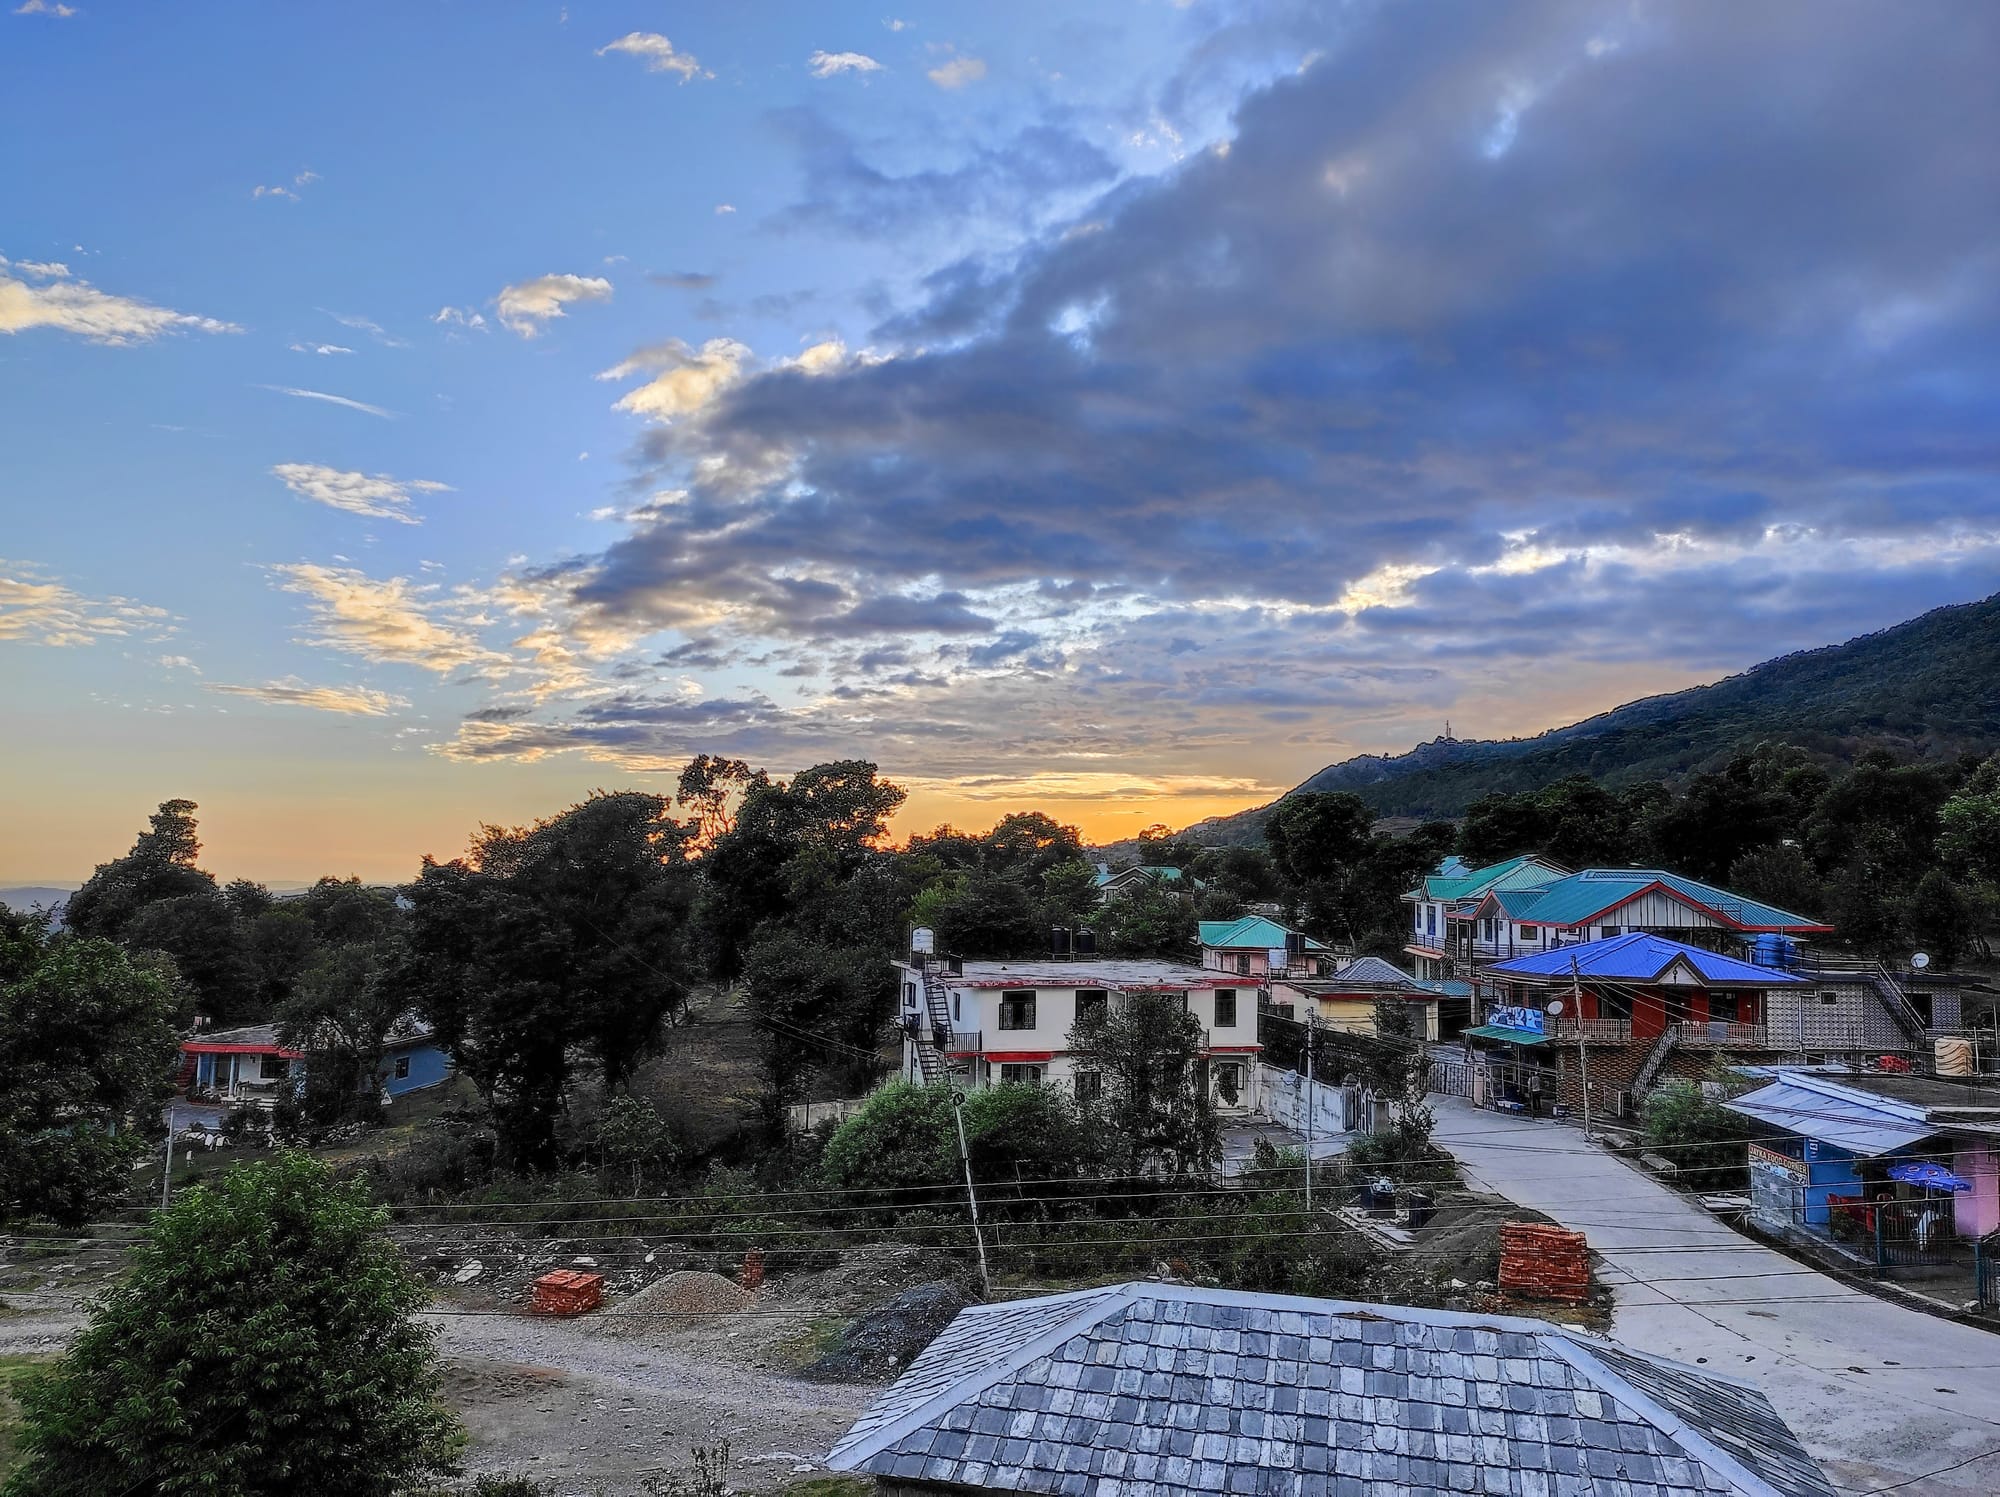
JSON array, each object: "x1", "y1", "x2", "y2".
[{"x1": 1641, "y1": 1082, "x2": 1747, "y2": 1192}]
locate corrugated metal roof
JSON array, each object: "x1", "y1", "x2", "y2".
[
  {"x1": 829, "y1": 1282, "x2": 1836, "y2": 1496},
  {"x1": 1485, "y1": 932, "x2": 1803, "y2": 986},
  {"x1": 1724, "y1": 1074, "x2": 1937, "y2": 1157},
  {"x1": 1418, "y1": 854, "x2": 1567, "y2": 904},
  {"x1": 1481, "y1": 869, "x2": 1829, "y2": 933},
  {"x1": 1197, "y1": 916, "x2": 1329, "y2": 951}
]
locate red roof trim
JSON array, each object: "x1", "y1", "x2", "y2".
[
  {"x1": 181, "y1": 1042, "x2": 302, "y2": 1057},
  {"x1": 985, "y1": 1051, "x2": 1056, "y2": 1063},
  {"x1": 1205, "y1": 1045, "x2": 1264, "y2": 1054}
]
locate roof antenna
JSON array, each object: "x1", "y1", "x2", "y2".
[{"x1": 1444, "y1": 718, "x2": 1451, "y2": 741}]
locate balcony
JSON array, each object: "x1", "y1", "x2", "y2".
[
  {"x1": 942, "y1": 1030, "x2": 983, "y2": 1057},
  {"x1": 1670, "y1": 1020, "x2": 1769, "y2": 1049},
  {"x1": 1549, "y1": 1017, "x2": 1635, "y2": 1044}
]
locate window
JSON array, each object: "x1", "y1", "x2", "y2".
[
  {"x1": 1415, "y1": 909, "x2": 1425, "y2": 933},
  {"x1": 1214, "y1": 989, "x2": 1238, "y2": 1027},
  {"x1": 394, "y1": 1055, "x2": 412, "y2": 1081},
  {"x1": 1075, "y1": 989, "x2": 1108, "y2": 1023},
  {"x1": 1000, "y1": 1063, "x2": 1045, "y2": 1085},
  {"x1": 259, "y1": 1053, "x2": 290, "y2": 1081},
  {"x1": 999, "y1": 991, "x2": 1036, "y2": 1030},
  {"x1": 1518, "y1": 925, "x2": 1537, "y2": 940},
  {"x1": 1819, "y1": 990, "x2": 1840, "y2": 1006},
  {"x1": 1599, "y1": 926, "x2": 1619, "y2": 941},
  {"x1": 1426, "y1": 907, "x2": 1438, "y2": 935},
  {"x1": 903, "y1": 981, "x2": 917, "y2": 1009},
  {"x1": 1213, "y1": 1062, "x2": 1245, "y2": 1106},
  {"x1": 1236, "y1": 953, "x2": 1251, "y2": 975},
  {"x1": 1075, "y1": 1070, "x2": 1102, "y2": 1103},
  {"x1": 951, "y1": 992, "x2": 961, "y2": 1022}
]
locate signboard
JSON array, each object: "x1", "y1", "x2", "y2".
[
  {"x1": 1487, "y1": 1005, "x2": 1546, "y2": 1035},
  {"x1": 1750, "y1": 1142, "x2": 1808, "y2": 1182}
]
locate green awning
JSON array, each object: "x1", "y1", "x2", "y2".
[{"x1": 1463, "y1": 1025, "x2": 1549, "y2": 1046}]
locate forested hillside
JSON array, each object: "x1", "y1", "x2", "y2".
[{"x1": 1188, "y1": 591, "x2": 2000, "y2": 844}]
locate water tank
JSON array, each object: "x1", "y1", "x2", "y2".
[
  {"x1": 911, "y1": 927, "x2": 936, "y2": 955},
  {"x1": 1050, "y1": 926, "x2": 1072, "y2": 957},
  {"x1": 1285, "y1": 931, "x2": 1308, "y2": 957},
  {"x1": 1936, "y1": 1037, "x2": 1974, "y2": 1077},
  {"x1": 1074, "y1": 928, "x2": 1097, "y2": 956}
]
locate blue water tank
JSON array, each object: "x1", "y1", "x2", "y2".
[{"x1": 1750, "y1": 934, "x2": 1799, "y2": 971}]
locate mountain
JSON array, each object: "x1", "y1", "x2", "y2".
[
  {"x1": 1187, "y1": 590, "x2": 2000, "y2": 845},
  {"x1": 0, "y1": 886, "x2": 75, "y2": 915}
]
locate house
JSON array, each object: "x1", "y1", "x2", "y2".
[
  {"x1": 892, "y1": 956, "x2": 1262, "y2": 1113},
  {"x1": 1094, "y1": 863, "x2": 1197, "y2": 900},
  {"x1": 1467, "y1": 932, "x2": 1807, "y2": 1114},
  {"x1": 1404, "y1": 854, "x2": 1569, "y2": 981},
  {"x1": 178, "y1": 1020, "x2": 452, "y2": 1108},
  {"x1": 1727, "y1": 1066, "x2": 2000, "y2": 1257},
  {"x1": 1268, "y1": 955, "x2": 1446, "y2": 1043},
  {"x1": 827, "y1": 1280, "x2": 1837, "y2": 1496},
  {"x1": 1198, "y1": 915, "x2": 1338, "y2": 980},
  {"x1": 1403, "y1": 857, "x2": 1834, "y2": 982}
]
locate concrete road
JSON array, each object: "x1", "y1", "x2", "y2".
[{"x1": 1431, "y1": 1098, "x2": 2000, "y2": 1495}]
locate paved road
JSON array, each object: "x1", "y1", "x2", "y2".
[{"x1": 1432, "y1": 1098, "x2": 2000, "y2": 1494}]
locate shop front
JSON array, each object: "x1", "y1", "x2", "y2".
[{"x1": 1461, "y1": 1003, "x2": 1558, "y2": 1115}]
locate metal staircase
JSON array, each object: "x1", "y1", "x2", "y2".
[
  {"x1": 1632, "y1": 1025, "x2": 1680, "y2": 1094},
  {"x1": 1861, "y1": 962, "x2": 1930, "y2": 1047},
  {"x1": 913, "y1": 961, "x2": 957, "y2": 1085}
]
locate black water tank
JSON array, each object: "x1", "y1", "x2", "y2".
[
  {"x1": 1050, "y1": 925, "x2": 1072, "y2": 956},
  {"x1": 1075, "y1": 928, "x2": 1097, "y2": 956},
  {"x1": 1285, "y1": 931, "x2": 1308, "y2": 958},
  {"x1": 945, "y1": 954, "x2": 963, "y2": 976}
]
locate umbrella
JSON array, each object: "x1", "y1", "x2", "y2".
[{"x1": 1887, "y1": 1161, "x2": 1973, "y2": 1193}]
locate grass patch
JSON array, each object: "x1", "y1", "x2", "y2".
[
  {"x1": 0, "y1": 1353, "x2": 52, "y2": 1483},
  {"x1": 773, "y1": 1315, "x2": 849, "y2": 1372}
]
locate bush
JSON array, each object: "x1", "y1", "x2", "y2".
[{"x1": 1641, "y1": 1082, "x2": 1747, "y2": 1192}]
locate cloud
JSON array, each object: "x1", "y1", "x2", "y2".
[
  {"x1": 159, "y1": 654, "x2": 200, "y2": 673},
  {"x1": 252, "y1": 185, "x2": 297, "y2": 201},
  {"x1": 320, "y1": 309, "x2": 406, "y2": 347},
  {"x1": 207, "y1": 678, "x2": 408, "y2": 716},
  {"x1": 648, "y1": 271, "x2": 717, "y2": 290},
  {"x1": 0, "y1": 561, "x2": 169, "y2": 646},
  {"x1": 270, "y1": 463, "x2": 452, "y2": 524},
  {"x1": 927, "y1": 55, "x2": 987, "y2": 89},
  {"x1": 714, "y1": 203, "x2": 736, "y2": 215},
  {"x1": 0, "y1": 261, "x2": 238, "y2": 344},
  {"x1": 259, "y1": 385, "x2": 395, "y2": 419},
  {"x1": 268, "y1": 564, "x2": 509, "y2": 677},
  {"x1": 809, "y1": 50, "x2": 884, "y2": 78},
  {"x1": 495, "y1": 272, "x2": 613, "y2": 337},
  {"x1": 14, "y1": 1, "x2": 78, "y2": 16},
  {"x1": 596, "y1": 32, "x2": 711, "y2": 81},
  {"x1": 469, "y1": 0, "x2": 2000, "y2": 794},
  {"x1": 288, "y1": 342, "x2": 353, "y2": 355},
  {"x1": 431, "y1": 305, "x2": 488, "y2": 331},
  {"x1": 597, "y1": 337, "x2": 753, "y2": 422}
]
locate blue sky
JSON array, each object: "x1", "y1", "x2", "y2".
[{"x1": 5, "y1": 1, "x2": 1999, "y2": 882}]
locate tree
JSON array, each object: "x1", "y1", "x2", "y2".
[
  {"x1": 820, "y1": 1082, "x2": 1100, "y2": 1201},
  {"x1": 1640, "y1": 1083, "x2": 1749, "y2": 1193},
  {"x1": 122, "y1": 889, "x2": 255, "y2": 1023},
  {"x1": 740, "y1": 926, "x2": 891, "y2": 1129},
  {"x1": 246, "y1": 906, "x2": 318, "y2": 1009},
  {"x1": 1087, "y1": 881, "x2": 1197, "y2": 959},
  {"x1": 63, "y1": 799, "x2": 217, "y2": 941},
  {"x1": 1067, "y1": 993, "x2": 1220, "y2": 1177},
  {"x1": 1265, "y1": 792, "x2": 1374, "y2": 943},
  {"x1": 3, "y1": 1153, "x2": 462, "y2": 1496},
  {"x1": 403, "y1": 792, "x2": 698, "y2": 1170},
  {"x1": 980, "y1": 811, "x2": 1085, "y2": 878},
  {"x1": 910, "y1": 870, "x2": 1044, "y2": 958},
  {"x1": 279, "y1": 940, "x2": 407, "y2": 1128},
  {"x1": 1906, "y1": 870, "x2": 1975, "y2": 970},
  {"x1": 1, "y1": 932, "x2": 181, "y2": 1226},
  {"x1": 1938, "y1": 756, "x2": 2000, "y2": 885},
  {"x1": 1726, "y1": 844, "x2": 1825, "y2": 921}
]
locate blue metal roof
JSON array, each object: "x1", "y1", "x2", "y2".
[
  {"x1": 1724, "y1": 1073, "x2": 1937, "y2": 1157},
  {"x1": 1485, "y1": 931, "x2": 1803, "y2": 986}
]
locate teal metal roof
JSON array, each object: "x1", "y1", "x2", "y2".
[
  {"x1": 1095, "y1": 864, "x2": 1188, "y2": 887},
  {"x1": 1197, "y1": 916, "x2": 1329, "y2": 951},
  {"x1": 1417, "y1": 855, "x2": 1567, "y2": 905},
  {"x1": 1464, "y1": 1024, "x2": 1549, "y2": 1046},
  {"x1": 1481, "y1": 869, "x2": 1829, "y2": 933}
]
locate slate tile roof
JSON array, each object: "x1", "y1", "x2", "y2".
[{"x1": 828, "y1": 1283, "x2": 1836, "y2": 1497}]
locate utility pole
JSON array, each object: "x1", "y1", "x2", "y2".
[
  {"x1": 1304, "y1": 1009, "x2": 1318, "y2": 1213},
  {"x1": 950, "y1": 1090, "x2": 991, "y2": 1298},
  {"x1": 161, "y1": 1111, "x2": 176, "y2": 1210},
  {"x1": 1570, "y1": 956, "x2": 1591, "y2": 1140}
]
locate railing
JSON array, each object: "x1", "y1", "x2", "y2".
[
  {"x1": 1670, "y1": 1021, "x2": 1769, "y2": 1048},
  {"x1": 942, "y1": 1030, "x2": 983, "y2": 1055},
  {"x1": 1547, "y1": 1018, "x2": 1634, "y2": 1043}
]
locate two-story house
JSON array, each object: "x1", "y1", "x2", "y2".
[
  {"x1": 891, "y1": 956, "x2": 1263, "y2": 1112},
  {"x1": 1403, "y1": 854, "x2": 1569, "y2": 980}
]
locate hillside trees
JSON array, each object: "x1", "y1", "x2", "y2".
[
  {"x1": 906, "y1": 811, "x2": 1098, "y2": 959},
  {"x1": 1265, "y1": 793, "x2": 1452, "y2": 953},
  {"x1": 403, "y1": 791, "x2": 699, "y2": 1170},
  {"x1": 0, "y1": 913, "x2": 181, "y2": 1225},
  {"x1": 2, "y1": 1153, "x2": 461, "y2": 1497}
]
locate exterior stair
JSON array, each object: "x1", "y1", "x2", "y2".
[
  {"x1": 1861, "y1": 962, "x2": 1930, "y2": 1046},
  {"x1": 915, "y1": 962, "x2": 959, "y2": 1085},
  {"x1": 1632, "y1": 1025, "x2": 1680, "y2": 1094}
]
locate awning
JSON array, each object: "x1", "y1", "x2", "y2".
[
  {"x1": 1724, "y1": 1078, "x2": 1937, "y2": 1157},
  {"x1": 1888, "y1": 1161, "x2": 1973, "y2": 1193},
  {"x1": 985, "y1": 1052, "x2": 1054, "y2": 1064},
  {"x1": 1463, "y1": 1025, "x2": 1549, "y2": 1046}
]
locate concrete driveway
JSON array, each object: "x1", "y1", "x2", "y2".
[{"x1": 1431, "y1": 1097, "x2": 2000, "y2": 1495}]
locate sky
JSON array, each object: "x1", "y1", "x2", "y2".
[{"x1": 4, "y1": 1, "x2": 1999, "y2": 886}]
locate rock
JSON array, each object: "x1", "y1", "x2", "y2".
[
  {"x1": 454, "y1": 1260, "x2": 485, "y2": 1284},
  {"x1": 802, "y1": 1282, "x2": 967, "y2": 1383}
]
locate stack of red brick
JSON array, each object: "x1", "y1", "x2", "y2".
[
  {"x1": 531, "y1": 1270, "x2": 605, "y2": 1317},
  {"x1": 1497, "y1": 1222, "x2": 1591, "y2": 1303}
]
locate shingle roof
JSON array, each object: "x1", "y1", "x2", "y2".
[
  {"x1": 1198, "y1": 917, "x2": 1330, "y2": 952},
  {"x1": 1324, "y1": 955, "x2": 1422, "y2": 987},
  {"x1": 828, "y1": 1282, "x2": 1835, "y2": 1497},
  {"x1": 1484, "y1": 932, "x2": 1804, "y2": 987},
  {"x1": 1487, "y1": 869, "x2": 1830, "y2": 933}
]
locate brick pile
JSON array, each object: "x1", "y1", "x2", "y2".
[
  {"x1": 1498, "y1": 1222, "x2": 1591, "y2": 1303},
  {"x1": 531, "y1": 1269, "x2": 605, "y2": 1317}
]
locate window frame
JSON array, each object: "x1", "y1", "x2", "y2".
[
  {"x1": 1000, "y1": 1062, "x2": 1045, "y2": 1086},
  {"x1": 998, "y1": 990, "x2": 1037, "y2": 1031},
  {"x1": 1214, "y1": 989, "x2": 1238, "y2": 1027}
]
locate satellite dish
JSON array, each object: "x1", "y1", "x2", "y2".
[
  {"x1": 1911, "y1": 952, "x2": 1931, "y2": 970},
  {"x1": 1545, "y1": 999, "x2": 1566, "y2": 1017}
]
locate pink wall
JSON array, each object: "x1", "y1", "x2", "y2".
[{"x1": 1952, "y1": 1141, "x2": 1999, "y2": 1238}]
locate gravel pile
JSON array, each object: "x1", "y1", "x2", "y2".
[
  {"x1": 801, "y1": 1282, "x2": 965, "y2": 1382},
  {"x1": 603, "y1": 1269, "x2": 754, "y2": 1324}
]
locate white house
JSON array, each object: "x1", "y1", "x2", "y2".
[{"x1": 892, "y1": 956, "x2": 1263, "y2": 1112}]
